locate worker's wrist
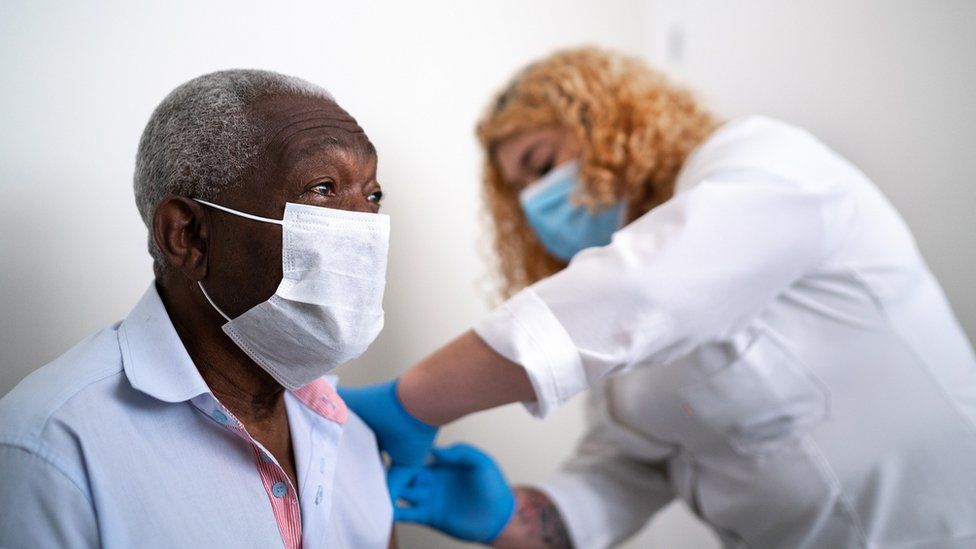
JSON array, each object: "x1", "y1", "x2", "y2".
[
  {"x1": 337, "y1": 378, "x2": 438, "y2": 467},
  {"x1": 390, "y1": 378, "x2": 438, "y2": 431},
  {"x1": 397, "y1": 365, "x2": 453, "y2": 426}
]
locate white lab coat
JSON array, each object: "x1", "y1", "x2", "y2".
[{"x1": 474, "y1": 117, "x2": 976, "y2": 548}]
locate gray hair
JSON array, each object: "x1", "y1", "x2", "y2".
[{"x1": 133, "y1": 69, "x2": 334, "y2": 265}]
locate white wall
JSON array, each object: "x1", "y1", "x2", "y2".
[
  {"x1": 642, "y1": 0, "x2": 976, "y2": 341},
  {"x1": 1, "y1": 2, "x2": 973, "y2": 548}
]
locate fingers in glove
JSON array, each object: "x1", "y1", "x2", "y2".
[{"x1": 431, "y1": 442, "x2": 489, "y2": 466}]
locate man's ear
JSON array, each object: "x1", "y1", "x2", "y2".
[{"x1": 153, "y1": 196, "x2": 209, "y2": 280}]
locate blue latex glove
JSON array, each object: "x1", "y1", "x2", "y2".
[
  {"x1": 338, "y1": 379, "x2": 438, "y2": 467},
  {"x1": 389, "y1": 443, "x2": 516, "y2": 543}
]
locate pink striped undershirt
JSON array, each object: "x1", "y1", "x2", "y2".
[{"x1": 216, "y1": 379, "x2": 347, "y2": 549}]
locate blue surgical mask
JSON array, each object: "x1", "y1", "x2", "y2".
[{"x1": 519, "y1": 160, "x2": 626, "y2": 262}]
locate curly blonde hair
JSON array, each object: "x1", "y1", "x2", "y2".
[{"x1": 477, "y1": 46, "x2": 721, "y2": 299}]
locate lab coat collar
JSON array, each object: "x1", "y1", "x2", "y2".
[{"x1": 118, "y1": 283, "x2": 347, "y2": 425}]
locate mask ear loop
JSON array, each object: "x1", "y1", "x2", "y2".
[
  {"x1": 192, "y1": 198, "x2": 284, "y2": 323},
  {"x1": 198, "y1": 281, "x2": 232, "y2": 322},
  {"x1": 194, "y1": 199, "x2": 284, "y2": 225}
]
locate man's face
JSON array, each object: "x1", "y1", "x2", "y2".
[{"x1": 200, "y1": 94, "x2": 382, "y2": 318}]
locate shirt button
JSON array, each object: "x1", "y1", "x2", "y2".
[
  {"x1": 272, "y1": 482, "x2": 287, "y2": 498},
  {"x1": 212, "y1": 409, "x2": 228, "y2": 424}
]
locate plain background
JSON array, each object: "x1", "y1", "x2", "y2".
[{"x1": 1, "y1": 1, "x2": 973, "y2": 547}]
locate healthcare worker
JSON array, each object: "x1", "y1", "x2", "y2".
[{"x1": 341, "y1": 48, "x2": 976, "y2": 548}]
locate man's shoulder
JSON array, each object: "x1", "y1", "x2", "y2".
[{"x1": 0, "y1": 323, "x2": 126, "y2": 449}]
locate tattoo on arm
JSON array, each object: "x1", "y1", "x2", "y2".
[{"x1": 493, "y1": 486, "x2": 572, "y2": 549}]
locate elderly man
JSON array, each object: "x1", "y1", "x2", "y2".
[{"x1": 0, "y1": 70, "x2": 395, "y2": 548}]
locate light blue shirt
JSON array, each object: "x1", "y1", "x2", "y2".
[{"x1": 0, "y1": 284, "x2": 392, "y2": 548}]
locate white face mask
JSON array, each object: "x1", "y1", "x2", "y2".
[{"x1": 194, "y1": 199, "x2": 390, "y2": 390}]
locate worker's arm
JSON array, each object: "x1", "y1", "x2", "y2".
[
  {"x1": 343, "y1": 170, "x2": 855, "y2": 465},
  {"x1": 338, "y1": 331, "x2": 531, "y2": 466},
  {"x1": 398, "y1": 330, "x2": 535, "y2": 425}
]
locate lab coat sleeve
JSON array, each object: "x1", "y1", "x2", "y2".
[
  {"x1": 535, "y1": 389, "x2": 675, "y2": 549},
  {"x1": 474, "y1": 172, "x2": 855, "y2": 417},
  {"x1": 0, "y1": 444, "x2": 99, "y2": 548}
]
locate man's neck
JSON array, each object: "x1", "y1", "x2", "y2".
[
  {"x1": 156, "y1": 279, "x2": 286, "y2": 424},
  {"x1": 193, "y1": 352, "x2": 286, "y2": 424}
]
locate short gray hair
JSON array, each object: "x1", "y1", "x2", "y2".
[{"x1": 134, "y1": 69, "x2": 334, "y2": 265}]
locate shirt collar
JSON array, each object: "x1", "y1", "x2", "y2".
[
  {"x1": 118, "y1": 283, "x2": 346, "y2": 424},
  {"x1": 119, "y1": 284, "x2": 209, "y2": 403}
]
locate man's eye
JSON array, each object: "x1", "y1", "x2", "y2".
[
  {"x1": 367, "y1": 190, "x2": 383, "y2": 203},
  {"x1": 312, "y1": 181, "x2": 335, "y2": 196}
]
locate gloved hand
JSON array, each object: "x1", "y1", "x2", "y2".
[
  {"x1": 338, "y1": 379, "x2": 438, "y2": 466},
  {"x1": 389, "y1": 443, "x2": 516, "y2": 543}
]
